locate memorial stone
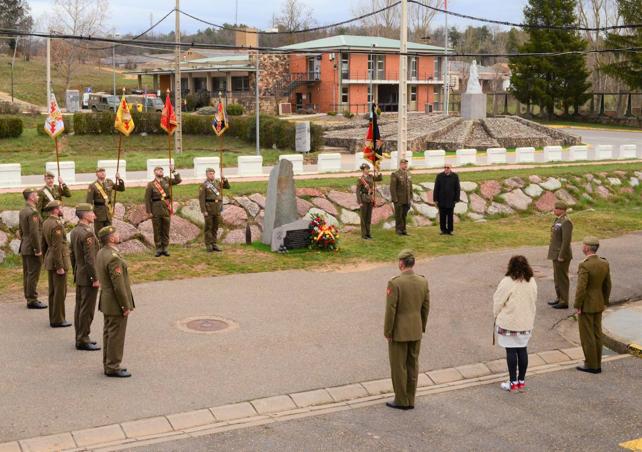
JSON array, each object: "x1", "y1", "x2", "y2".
[
  {"x1": 262, "y1": 159, "x2": 298, "y2": 245},
  {"x1": 295, "y1": 121, "x2": 311, "y2": 153}
]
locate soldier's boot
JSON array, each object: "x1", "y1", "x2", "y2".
[
  {"x1": 155, "y1": 249, "x2": 162, "y2": 257},
  {"x1": 212, "y1": 244, "x2": 222, "y2": 252}
]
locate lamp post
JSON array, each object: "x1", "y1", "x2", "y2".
[{"x1": 113, "y1": 32, "x2": 120, "y2": 96}]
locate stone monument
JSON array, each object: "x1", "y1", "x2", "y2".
[
  {"x1": 295, "y1": 121, "x2": 311, "y2": 153},
  {"x1": 261, "y1": 159, "x2": 298, "y2": 245},
  {"x1": 461, "y1": 60, "x2": 487, "y2": 120}
]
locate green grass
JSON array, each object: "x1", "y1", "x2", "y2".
[{"x1": 0, "y1": 55, "x2": 152, "y2": 107}]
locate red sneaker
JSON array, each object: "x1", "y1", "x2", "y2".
[{"x1": 517, "y1": 381, "x2": 526, "y2": 391}]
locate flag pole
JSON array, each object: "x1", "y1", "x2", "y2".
[
  {"x1": 168, "y1": 132, "x2": 174, "y2": 215},
  {"x1": 219, "y1": 134, "x2": 224, "y2": 201},
  {"x1": 54, "y1": 135, "x2": 61, "y2": 189},
  {"x1": 112, "y1": 134, "x2": 123, "y2": 213}
]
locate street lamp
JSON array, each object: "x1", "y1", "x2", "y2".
[{"x1": 113, "y1": 32, "x2": 120, "y2": 96}]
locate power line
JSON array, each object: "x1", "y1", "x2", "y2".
[{"x1": 408, "y1": 0, "x2": 642, "y2": 32}]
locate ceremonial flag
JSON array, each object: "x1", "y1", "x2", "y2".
[
  {"x1": 160, "y1": 93, "x2": 177, "y2": 135},
  {"x1": 363, "y1": 104, "x2": 386, "y2": 166},
  {"x1": 44, "y1": 93, "x2": 65, "y2": 139},
  {"x1": 114, "y1": 93, "x2": 135, "y2": 136},
  {"x1": 211, "y1": 98, "x2": 229, "y2": 137}
]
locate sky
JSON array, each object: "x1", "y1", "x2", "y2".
[{"x1": 29, "y1": 0, "x2": 527, "y2": 36}]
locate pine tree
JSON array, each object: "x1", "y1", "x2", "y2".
[
  {"x1": 601, "y1": 0, "x2": 642, "y2": 90},
  {"x1": 509, "y1": 0, "x2": 591, "y2": 118}
]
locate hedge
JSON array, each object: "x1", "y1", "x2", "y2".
[{"x1": 0, "y1": 117, "x2": 23, "y2": 138}]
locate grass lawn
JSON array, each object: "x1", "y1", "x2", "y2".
[{"x1": 0, "y1": 55, "x2": 151, "y2": 107}]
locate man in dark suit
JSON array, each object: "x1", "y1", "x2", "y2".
[{"x1": 433, "y1": 163, "x2": 461, "y2": 235}]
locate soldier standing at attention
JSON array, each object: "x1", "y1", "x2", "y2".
[
  {"x1": 547, "y1": 201, "x2": 573, "y2": 309},
  {"x1": 37, "y1": 171, "x2": 71, "y2": 218},
  {"x1": 390, "y1": 159, "x2": 413, "y2": 236},
  {"x1": 86, "y1": 167, "x2": 125, "y2": 235},
  {"x1": 42, "y1": 200, "x2": 72, "y2": 328},
  {"x1": 70, "y1": 204, "x2": 101, "y2": 351},
  {"x1": 575, "y1": 237, "x2": 611, "y2": 374},
  {"x1": 96, "y1": 226, "x2": 135, "y2": 378},
  {"x1": 384, "y1": 249, "x2": 430, "y2": 410},
  {"x1": 18, "y1": 188, "x2": 46, "y2": 309},
  {"x1": 199, "y1": 168, "x2": 229, "y2": 252},
  {"x1": 356, "y1": 163, "x2": 382, "y2": 240},
  {"x1": 144, "y1": 166, "x2": 182, "y2": 257}
]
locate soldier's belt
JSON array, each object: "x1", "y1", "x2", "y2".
[
  {"x1": 205, "y1": 200, "x2": 219, "y2": 203},
  {"x1": 94, "y1": 201, "x2": 106, "y2": 206}
]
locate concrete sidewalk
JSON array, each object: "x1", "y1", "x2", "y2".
[
  {"x1": 603, "y1": 300, "x2": 642, "y2": 355},
  {"x1": 1, "y1": 233, "x2": 641, "y2": 442}
]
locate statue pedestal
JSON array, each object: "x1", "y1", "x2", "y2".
[{"x1": 461, "y1": 93, "x2": 487, "y2": 120}]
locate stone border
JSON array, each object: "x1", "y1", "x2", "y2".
[{"x1": 1, "y1": 348, "x2": 630, "y2": 452}]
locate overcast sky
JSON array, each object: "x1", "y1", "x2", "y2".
[{"x1": 29, "y1": 0, "x2": 527, "y2": 36}]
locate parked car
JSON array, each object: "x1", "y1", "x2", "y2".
[
  {"x1": 126, "y1": 95, "x2": 164, "y2": 112},
  {"x1": 88, "y1": 93, "x2": 119, "y2": 112}
]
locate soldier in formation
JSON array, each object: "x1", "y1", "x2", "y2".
[
  {"x1": 70, "y1": 203, "x2": 101, "y2": 351},
  {"x1": 199, "y1": 167, "x2": 230, "y2": 252},
  {"x1": 356, "y1": 163, "x2": 382, "y2": 240},
  {"x1": 144, "y1": 166, "x2": 182, "y2": 257},
  {"x1": 37, "y1": 171, "x2": 71, "y2": 218},
  {"x1": 547, "y1": 201, "x2": 574, "y2": 309},
  {"x1": 96, "y1": 226, "x2": 135, "y2": 378},
  {"x1": 42, "y1": 200, "x2": 72, "y2": 328},
  {"x1": 86, "y1": 167, "x2": 125, "y2": 234},
  {"x1": 390, "y1": 158, "x2": 412, "y2": 236},
  {"x1": 18, "y1": 188, "x2": 46, "y2": 309}
]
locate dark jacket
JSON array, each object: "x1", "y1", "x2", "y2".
[{"x1": 433, "y1": 172, "x2": 461, "y2": 209}]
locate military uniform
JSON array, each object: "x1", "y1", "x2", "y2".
[
  {"x1": 70, "y1": 204, "x2": 100, "y2": 349},
  {"x1": 384, "y1": 250, "x2": 430, "y2": 408},
  {"x1": 390, "y1": 163, "x2": 412, "y2": 235},
  {"x1": 86, "y1": 175, "x2": 125, "y2": 234},
  {"x1": 574, "y1": 238, "x2": 611, "y2": 372},
  {"x1": 18, "y1": 191, "x2": 45, "y2": 308},
  {"x1": 547, "y1": 203, "x2": 573, "y2": 308},
  {"x1": 96, "y1": 227, "x2": 135, "y2": 377},
  {"x1": 356, "y1": 166, "x2": 382, "y2": 239},
  {"x1": 198, "y1": 171, "x2": 230, "y2": 251},
  {"x1": 37, "y1": 182, "x2": 71, "y2": 218},
  {"x1": 144, "y1": 170, "x2": 182, "y2": 255},
  {"x1": 42, "y1": 201, "x2": 71, "y2": 326}
]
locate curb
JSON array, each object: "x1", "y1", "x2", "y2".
[
  {"x1": 0, "y1": 347, "x2": 629, "y2": 452},
  {"x1": 602, "y1": 301, "x2": 642, "y2": 355}
]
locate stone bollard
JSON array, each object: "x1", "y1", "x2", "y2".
[
  {"x1": 317, "y1": 153, "x2": 342, "y2": 173},
  {"x1": 146, "y1": 158, "x2": 174, "y2": 180},
  {"x1": 0, "y1": 163, "x2": 21, "y2": 188},
  {"x1": 97, "y1": 159, "x2": 127, "y2": 181},
  {"x1": 424, "y1": 150, "x2": 446, "y2": 168},
  {"x1": 45, "y1": 161, "x2": 76, "y2": 184},
  {"x1": 193, "y1": 156, "x2": 221, "y2": 179},
  {"x1": 486, "y1": 148, "x2": 507, "y2": 165}
]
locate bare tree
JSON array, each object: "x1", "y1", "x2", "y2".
[
  {"x1": 409, "y1": 0, "x2": 443, "y2": 41},
  {"x1": 276, "y1": 0, "x2": 314, "y2": 32},
  {"x1": 49, "y1": 0, "x2": 109, "y2": 91},
  {"x1": 352, "y1": 0, "x2": 399, "y2": 38}
]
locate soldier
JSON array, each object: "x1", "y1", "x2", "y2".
[
  {"x1": 199, "y1": 168, "x2": 230, "y2": 252},
  {"x1": 36, "y1": 171, "x2": 71, "y2": 218},
  {"x1": 356, "y1": 163, "x2": 382, "y2": 240},
  {"x1": 18, "y1": 188, "x2": 46, "y2": 309},
  {"x1": 70, "y1": 203, "x2": 100, "y2": 351},
  {"x1": 390, "y1": 158, "x2": 412, "y2": 236},
  {"x1": 42, "y1": 200, "x2": 71, "y2": 328},
  {"x1": 575, "y1": 237, "x2": 611, "y2": 374},
  {"x1": 384, "y1": 249, "x2": 430, "y2": 410},
  {"x1": 86, "y1": 167, "x2": 125, "y2": 234},
  {"x1": 144, "y1": 166, "x2": 182, "y2": 257},
  {"x1": 96, "y1": 226, "x2": 135, "y2": 378},
  {"x1": 547, "y1": 201, "x2": 573, "y2": 309}
]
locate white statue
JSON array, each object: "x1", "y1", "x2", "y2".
[{"x1": 466, "y1": 60, "x2": 482, "y2": 94}]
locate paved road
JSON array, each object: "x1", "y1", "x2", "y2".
[
  {"x1": 2, "y1": 233, "x2": 642, "y2": 441},
  {"x1": 560, "y1": 127, "x2": 642, "y2": 148},
  {"x1": 142, "y1": 357, "x2": 641, "y2": 452}
]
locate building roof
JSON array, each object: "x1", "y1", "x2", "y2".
[
  {"x1": 278, "y1": 35, "x2": 446, "y2": 53},
  {"x1": 187, "y1": 55, "x2": 250, "y2": 64}
]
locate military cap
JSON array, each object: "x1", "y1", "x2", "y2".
[
  {"x1": 98, "y1": 225, "x2": 116, "y2": 239},
  {"x1": 397, "y1": 249, "x2": 415, "y2": 260},
  {"x1": 23, "y1": 187, "x2": 37, "y2": 196},
  {"x1": 400, "y1": 158, "x2": 409, "y2": 163},
  {"x1": 96, "y1": 167, "x2": 106, "y2": 172},
  {"x1": 154, "y1": 166, "x2": 164, "y2": 171},
  {"x1": 45, "y1": 171, "x2": 55, "y2": 177},
  {"x1": 75, "y1": 203, "x2": 94, "y2": 212},
  {"x1": 44, "y1": 200, "x2": 62, "y2": 211},
  {"x1": 206, "y1": 167, "x2": 216, "y2": 173},
  {"x1": 554, "y1": 200, "x2": 568, "y2": 210},
  {"x1": 583, "y1": 236, "x2": 599, "y2": 246},
  {"x1": 359, "y1": 163, "x2": 369, "y2": 170}
]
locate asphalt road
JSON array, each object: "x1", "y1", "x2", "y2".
[
  {"x1": 559, "y1": 127, "x2": 642, "y2": 148},
  {"x1": 137, "y1": 357, "x2": 642, "y2": 452}
]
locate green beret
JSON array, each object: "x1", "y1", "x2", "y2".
[
  {"x1": 44, "y1": 200, "x2": 62, "y2": 211},
  {"x1": 206, "y1": 167, "x2": 216, "y2": 173},
  {"x1": 23, "y1": 187, "x2": 37, "y2": 196},
  {"x1": 98, "y1": 225, "x2": 116, "y2": 239},
  {"x1": 397, "y1": 249, "x2": 415, "y2": 260},
  {"x1": 554, "y1": 201, "x2": 568, "y2": 210},
  {"x1": 583, "y1": 236, "x2": 599, "y2": 246},
  {"x1": 75, "y1": 203, "x2": 94, "y2": 213},
  {"x1": 96, "y1": 167, "x2": 106, "y2": 173},
  {"x1": 359, "y1": 163, "x2": 369, "y2": 170},
  {"x1": 154, "y1": 166, "x2": 164, "y2": 171},
  {"x1": 45, "y1": 171, "x2": 55, "y2": 178},
  {"x1": 400, "y1": 158, "x2": 409, "y2": 164}
]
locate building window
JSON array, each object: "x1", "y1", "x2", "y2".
[
  {"x1": 367, "y1": 85, "x2": 373, "y2": 104},
  {"x1": 409, "y1": 56, "x2": 417, "y2": 80},
  {"x1": 368, "y1": 54, "x2": 385, "y2": 80},
  {"x1": 341, "y1": 86, "x2": 349, "y2": 104},
  {"x1": 410, "y1": 86, "x2": 417, "y2": 102},
  {"x1": 232, "y1": 76, "x2": 249, "y2": 92},
  {"x1": 341, "y1": 53, "x2": 349, "y2": 79},
  {"x1": 213, "y1": 78, "x2": 226, "y2": 93},
  {"x1": 434, "y1": 57, "x2": 441, "y2": 80}
]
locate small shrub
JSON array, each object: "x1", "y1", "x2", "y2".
[
  {"x1": 131, "y1": 111, "x2": 162, "y2": 135},
  {"x1": 327, "y1": 111, "x2": 337, "y2": 116},
  {"x1": 72, "y1": 112, "x2": 113, "y2": 135},
  {"x1": 0, "y1": 116, "x2": 23, "y2": 138},
  {"x1": 0, "y1": 102, "x2": 20, "y2": 115},
  {"x1": 342, "y1": 110, "x2": 354, "y2": 119},
  {"x1": 310, "y1": 123, "x2": 324, "y2": 151},
  {"x1": 182, "y1": 114, "x2": 213, "y2": 135},
  {"x1": 226, "y1": 104, "x2": 244, "y2": 116}
]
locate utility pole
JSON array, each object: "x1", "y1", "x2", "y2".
[
  {"x1": 46, "y1": 34, "x2": 51, "y2": 105},
  {"x1": 112, "y1": 33, "x2": 119, "y2": 96},
  {"x1": 444, "y1": 0, "x2": 449, "y2": 115},
  {"x1": 255, "y1": 48, "x2": 260, "y2": 156},
  {"x1": 10, "y1": 36, "x2": 19, "y2": 102},
  {"x1": 397, "y1": 0, "x2": 408, "y2": 164},
  {"x1": 174, "y1": 0, "x2": 183, "y2": 154}
]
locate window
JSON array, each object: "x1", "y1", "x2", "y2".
[
  {"x1": 232, "y1": 76, "x2": 249, "y2": 92},
  {"x1": 367, "y1": 85, "x2": 373, "y2": 104},
  {"x1": 341, "y1": 53, "x2": 349, "y2": 79},
  {"x1": 368, "y1": 54, "x2": 384, "y2": 80},
  {"x1": 410, "y1": 86, "x2": 417, "y2": 102},
  {"x1": 434, "y1": 57, "x2": 441, "y2": 80},
  {"x1": 341, "y1": 86, "x2": 349, "y2": 103},
  {"x1": 409, "y1": 56, "x2": 417, "y2": 79},
  {"x1": 213, "y1": 78, "x2": 226, "y2": 93}
]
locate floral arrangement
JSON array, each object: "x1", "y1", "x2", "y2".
[{"x1": 308, "y1": 213, "x2": 339, "y2": 251}]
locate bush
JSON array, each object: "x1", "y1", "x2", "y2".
[
  {"x1": 0, "y1": 102, "x2": 20, "y2": 115},
  {"x1": 196, "y1": 106, "x2": 216, "y2": 115},
  {"x1": 226, "y1": 103, "x2": 244, "y2": 116},
  {"x1": 342, "y1": 110, "x2": 354, "y2": 119},
  {"x1": 72, "y1": 112, "x2": 113, "y2": 135},
  {"x1": 0, "y1": 116, "x2": 23, "y2": 138},
  {"x1": 327, "y1": 111, "x2": 337, "y2": 116},
  {"x1": 36, "y1": 115, "x2": 73, "y2": 135},
  {"x1": 310, "y1": 123, "x2": 324, "y2": 151},
  {"x1": 131, "y1": 111, "x2": 162, "y2": 135},
  {"x1": 182, "y1": 114, "x2": 213, "y2": 135}
]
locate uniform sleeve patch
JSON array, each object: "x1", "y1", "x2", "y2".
[
  {"x1": 32, "y1": 215, "x2": 39, "y2": 222},
  {"x1": 86, "y1": 237, "x2": 93, "y2": 245},
  {"x1": 114, "y1": 266, "x2": 122, "y2": 275},
  {"x1": 55, "y1": 229, "x2": 62, "y2": 235},
  {"x1": 387, "y1": 287, "x2": 392, "y2": 296}
]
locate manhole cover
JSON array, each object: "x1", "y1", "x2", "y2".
[{"x1": 176, "y1": 316, "x2": 238, "y2": 335}]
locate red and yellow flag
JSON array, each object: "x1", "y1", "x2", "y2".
[
  {"x1": 44, "y1": 93, "x2": 65, "y2": 139},
  {"x1": 160, "y1": 93, "x2": 177, "y2": 135},
  {"x1": 211, "y1": 98, "x2": 229, "y2": 137},
  {"x1": 114, "y1": 93, "x2": 135, "y2": 136}
]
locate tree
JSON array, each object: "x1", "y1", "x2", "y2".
[
  {"x1": 353, "y1": 0, "x2": 399, "y2": 38},
  {"x1": 509, "y1": 0, "x2": 591, "y2": 118},
  {"x1": 409, "y1": 0, "x2": 444, "y2": 41},
  {"x1": 276, "y1": 0, "x2": 314, "y2": 32},
  {"x1": 601, "y1": 0, "x2": 642, "y2": 90},
  {"x1": 0, "y1": 0, "x2": 32, "y2": 54}
]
